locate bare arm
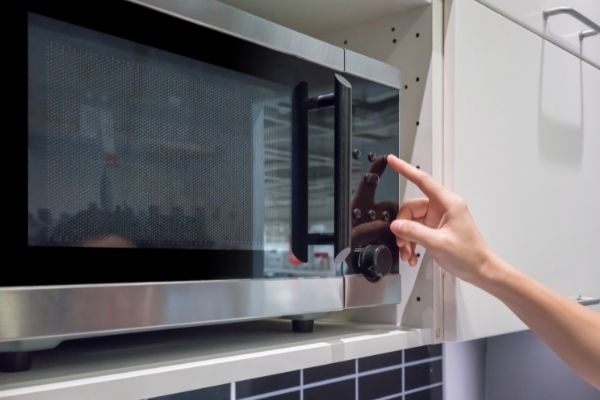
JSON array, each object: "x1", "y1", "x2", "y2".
[
  {"x1": 478, "y1": 254, "x2": 600, "y2": 388},
  {"x1": 386, "y1": 154, "x2": 600, "y2": 390}
]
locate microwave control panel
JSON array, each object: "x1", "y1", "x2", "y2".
[{"x1": 349, "y1": 153, "x2": 399, "y2": 281}]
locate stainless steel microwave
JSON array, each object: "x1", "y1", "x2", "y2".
[{"x1": 1, "y1": 0, "x2": 402, "y2": 371}]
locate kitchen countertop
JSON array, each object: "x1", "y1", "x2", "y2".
[{"x1": 0, "y1": 319, "x2": 432, "y2": 400}]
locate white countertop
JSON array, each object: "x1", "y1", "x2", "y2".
[{"x1": 0, "y1": 320, "x2": 432, "y2": 400}]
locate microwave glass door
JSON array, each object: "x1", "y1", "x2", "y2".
[{"x1": 25, "y1": 6, "x2": 398, "y2": 285}]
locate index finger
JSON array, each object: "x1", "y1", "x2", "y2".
[{"x1": 386, "y1": 155, "x2": 453, "y2": 204}]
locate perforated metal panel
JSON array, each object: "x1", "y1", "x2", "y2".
[
  {"x1": 28, "y1": 14, "x2": 290, "y2": 250},
  {"x1": 26, "y1": 12, "x2": 399, "y2": 282}
]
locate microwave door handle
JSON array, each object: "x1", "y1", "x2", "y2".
[
  {"x1": 333, "y1": 74, "x2": 352, "y2": 263},
  {"x1": 291, "y1": 81, "x2": 309, "y2": 262},
  {"x1": 291, "y1": 75, "x2": 352, "y2": 264}
]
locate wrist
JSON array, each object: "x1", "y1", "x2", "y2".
[
  {"x1": 470, "y1": 248, "x2": 500, "y2": 288},
  {"x1": 473, "y1": 250, "x2": 516, "y2": 295}
]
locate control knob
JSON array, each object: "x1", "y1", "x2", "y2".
[{"x1": 355, "y1": 244, "x2": 392, "y2": 282}]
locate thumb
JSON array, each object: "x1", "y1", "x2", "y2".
[{"x1": 390, "y1": 219, "x2": 439, "y2": 249}]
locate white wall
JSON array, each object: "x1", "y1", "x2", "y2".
[
  {"x1": 445, "y1": 330, "x2": 600, "y2": 400},
  {"x1": 485, "y1": 330, "x2": 599, "y2": 400},
  {"x1": 443, "y1": 340, "x2": 486, "y2": 400}
]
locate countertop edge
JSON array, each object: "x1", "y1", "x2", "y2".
[{"x1": 0, "y1": 322, "x2": 433, "y2": 400}]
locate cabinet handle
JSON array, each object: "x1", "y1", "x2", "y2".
[
  {"x1": 543, "y1": 7, "x2": 600, "y2": 38},
  {"x1": 579, "y1": 29, "x2": 598, "y2": 41},
  {"x1": 574, "y1": 295, "x2": 600, "y2": 306}
]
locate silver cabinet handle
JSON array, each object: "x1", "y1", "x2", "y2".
[
  {"x1": 579, "y1": 29, "x2": 598, "y2": 40},
  {"x1": 543, "y1": 7, "x2": 600, "y2": 37},
  {"x1": 574, "y1": 295, "x2": 600, "y2": 306}
]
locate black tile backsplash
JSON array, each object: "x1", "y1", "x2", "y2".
[
  {"x1": 304, "y1": 378, "x2": 356, "y2": 400},
  {"x1": 257, "y1": 391, "x2": 301, "y2": 400},
  {"x1": 151, "y1": 384, "x2": 230, "y2": 400},
  {"x1": 358, "y1": 350, "x2": 403, "y2": 372},
  {"x1": 236, "y1": 371, "x2": 299, "y2": 398},
  {"x1": 304, "y1": 360, "x2": 355, "y2": 384},
  {"x1": 157, "y1": 344, "x2": 442, "y2": 400},
  {"x1": 359, "y1": 368, "x2": 403, "y2": 399},
  {"x1": 405, "y1": 385, "x2": 443, "y2": 400},
  {"x1": 405, "y1": 360, "x2": 443, "y2": 391},
  {"x1": 405, "y1": 344, "x2": 442, "y2": 362}
]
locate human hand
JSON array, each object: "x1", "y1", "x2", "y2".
[{"x1": 387, "y1": 155, "x2": 491, "y2": 284}]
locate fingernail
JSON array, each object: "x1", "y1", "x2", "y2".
[{"x1": 390, "y1": 220, "x2": 402, "y2": 231}]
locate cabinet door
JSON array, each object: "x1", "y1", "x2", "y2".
[
  {"x1": 474, "y1": 0, "x2": 600, "y2": 68},
  {"x1": 444, "y1": 0, "x2": 600, "y2": 340}
]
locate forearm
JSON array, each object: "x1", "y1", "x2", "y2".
[
  {"x1": 386, "y1": 155, "x2": 600, "y2": 387},
  {"x1": 474, "y1": 253, "x2": 600, "y2": 390}
]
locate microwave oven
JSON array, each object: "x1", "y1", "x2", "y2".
[{"x1": 1, "y1": 0, "x2": 402, "y2": 371}]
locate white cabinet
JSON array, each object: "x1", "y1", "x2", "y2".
[
  {"x1": 475, "y1": 0, "x2": 600, "y2": 68},
  {"x1": 444, "y1": 0, "x2": 600, "y2": 340}
]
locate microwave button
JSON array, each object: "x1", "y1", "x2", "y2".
[
  {"x1": 382, "y1": 210, "x2": 391, "y2": 221},
  {"x1": 367, "y1": 209, "x2": 377, "y2": 220}
]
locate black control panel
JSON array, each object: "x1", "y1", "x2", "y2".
[{"x1": 349, "y1": 153, "x2": 399, "y2": 281}]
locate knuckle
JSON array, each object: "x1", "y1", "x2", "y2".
[{"x1": 453, "y1": 195, "x2": 468, "y2": 210}]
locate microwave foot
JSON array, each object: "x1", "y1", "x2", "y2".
[
  {"x1": 0, "y1": 351, "x2": 32, "y2": 372},
  {"x1": 292, "y1": 319, "x2": 314, "y2": 333}
]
